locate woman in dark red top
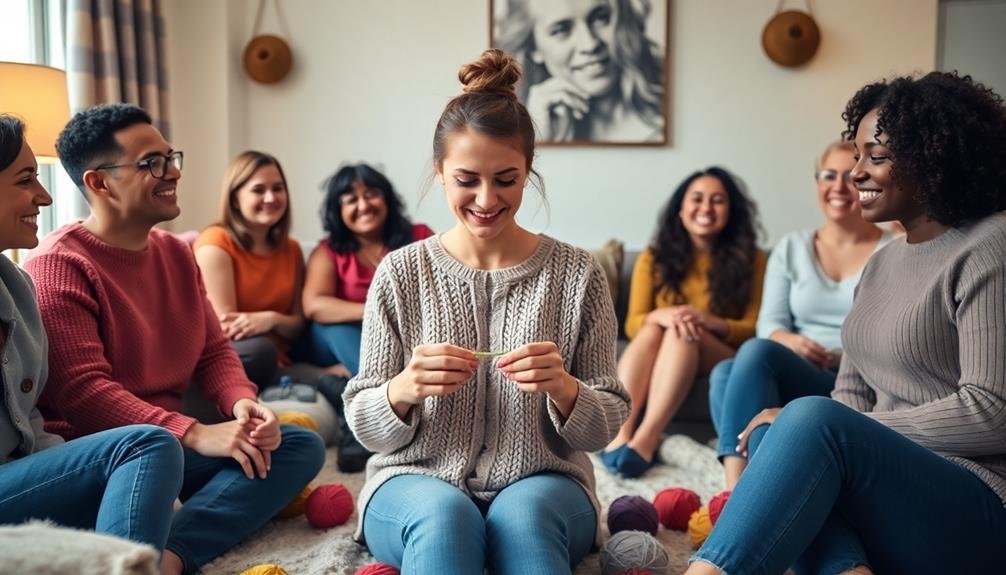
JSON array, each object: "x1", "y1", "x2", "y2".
[{"x1": 303, "y1": 164, "x2": 432, "y2": 377}]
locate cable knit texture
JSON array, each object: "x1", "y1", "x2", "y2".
[
  {"x1": 24, "y1": 224, "x2": 257, "y2": 440},
  {"x1": 344, "y1": 235, "x2": 631, "y2": 542},
  {"x1": 833, "y1": 213, "x2": 1006, "y2": 506}
]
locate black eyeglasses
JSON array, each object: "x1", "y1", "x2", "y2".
[
  {"x1": 816, "y1": 169, "x2": 853, "y2": 184},
  {"x1": 94, "y1": 151, "x2": 184, "y2": 180}
]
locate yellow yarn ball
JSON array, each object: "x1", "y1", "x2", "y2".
[
  {"x1": 240, "y1": 564, "x2": 288, "y2": 575},
  {"x1": 278, "y1": 411, "x2": 319, "y2": 432},
  {"x1": 688, "y1": 506, "x2": 713, "y2": 549},
  {"x1": 277, "y1": 484, "x2": 315, "y2": 519}
]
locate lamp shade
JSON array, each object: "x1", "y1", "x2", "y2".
[{"x1": 0, "y1": 62, "x2": 70, "y2": 163}]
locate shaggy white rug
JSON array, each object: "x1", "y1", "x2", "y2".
[{"x1": 202, "y1": 435, "x2": 725, "y2": 575}]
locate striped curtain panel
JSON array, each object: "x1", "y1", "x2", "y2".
[{"x1": 65, "y1": 0, "x2": 171, "y2": 138}]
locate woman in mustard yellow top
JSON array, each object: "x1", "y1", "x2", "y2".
[{"x1": 604, "y1": 166, "x2": 767, "y2": 477}]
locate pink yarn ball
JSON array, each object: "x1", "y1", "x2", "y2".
[
  {"x1": 708, "y1": 490, "x2": 732, "y2": 525},
  {"x1": 305, "y1": 484, "x2": 354, "y2": 529},
  {"x1": 652, "y1": 487, "x2": 701, "y2": 531},
  {"x1": 354, "y1": 563, "x2": 399, "y2": 575}
]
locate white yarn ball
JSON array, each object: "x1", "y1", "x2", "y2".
[{"x1": 599, "y1": 530, "x2": 670, "y2": 575}]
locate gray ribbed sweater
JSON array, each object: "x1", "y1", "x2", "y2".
[
  {"x1": 833, "y1": 213, "x2": 1006, "y2": 506},
  {"x1": 343, "y1": 235, "x2": 631, "y2": 541}
]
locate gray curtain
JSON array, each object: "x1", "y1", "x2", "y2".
[{"x1": 65, "y1": 0, "x2": 170, "y2": 137}]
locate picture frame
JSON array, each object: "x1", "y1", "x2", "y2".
[{"x1": 490, "y1": 0, "x2": 670, "y2": 146}]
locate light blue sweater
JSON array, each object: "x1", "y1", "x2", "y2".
[{"x1": 756, "y1": 229, "x2": 890, "y2": 351}]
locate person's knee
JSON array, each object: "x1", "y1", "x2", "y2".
[
  {"x1": 776, "y1": 396, "x2": 852, "y2": 434},
  {"x1": 736, "y1": 338, "x2": 788, "y2": 366},
  {"x1": 120, "y1": 424, "x2": 182, "y2": 456},
  {"x1": 233, "y1": 336, "x2": 279, "y2": 386},
  {"x1": 274, "y1": 425, "x2": 326, "y2": 477},
  {"x1": 708, "y1": 359, "x2": 735, "y2": 402}
]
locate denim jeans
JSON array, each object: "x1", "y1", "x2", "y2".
[
  {"x1": 167, "y1": 425, "x2": 325, "y2": 573},
  {"x1": 363, "y1": 473, "x2": 597, "y2": 575},
  {"x1": 709, "y1": 338, "x2": 836, "y2": 461},
  {"x1": 0, "y1": 424, "x2": 183, "y2": 551},
  {"x1": 304, "y1": 321, "x2": 362, "y2": 376},
  {"x1": 692, "y1": 396, "x2": 1006, "y2": 574}
]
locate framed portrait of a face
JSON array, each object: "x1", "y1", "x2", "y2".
[{"x1": 491, "y1": 0, "x2": 669, "y2": 146}]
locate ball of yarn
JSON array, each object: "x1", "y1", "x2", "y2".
[
  {"x1": 687, "y1": 506, "x2": 713, "y2": 549},
  {"x1": 240, "y1": 565, "x2": 288, "y2": 575},
  {"x1": 708, "y1": 490, "x2": 731, "y2": 525},
  {"x1": 276, "y1": 484, "x2": 315, "y2": 519},
  {"x1": 305, "y1": 484, "x2": 355, "y2": 529},
  {"x1": 354, "y1": 564, "x2": 400, "y2": 575},
  {"x1": 652, "y1": 487, "x2": 700, "y2": 531},
  {"x1": 617, "y1": 569, "x2": 655, "y2": 575},
  {"x1": 607, "y1": 495, "x2": 659, "y2": 535},
  {"x1": 599, "y1": 530, "x2": 670, "y2": 575},
  {"x1": 277, "y1": 411, "x2": 319, "y2": 432}
]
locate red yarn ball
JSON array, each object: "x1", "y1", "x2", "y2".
[
  {"x1": 305, "y1": 484, "x2": 355, "y2": 529},
  {"x1": 708, "y1": 490, "x2": 732, "y2": 525},
  {"x1": 617, "y1": 570, "x2": 654, "y2": 575},
  {"x1": 652, "y1": 487, "x2": 701, "y2": 531},
  {"x1": 354, "y1": 564, "x2": 399, "y2": 575}
]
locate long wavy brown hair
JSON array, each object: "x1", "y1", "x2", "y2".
[
  {"x1": 218, "y1": 151, "x2": 291, "y2": 251},
  {"x1": 651, "y1": 166, "x2": 761, "y2": 318}
]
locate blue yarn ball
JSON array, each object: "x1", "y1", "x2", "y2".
[{"x1": 607, "y1": 495, "x2": 660, "y2": 536}]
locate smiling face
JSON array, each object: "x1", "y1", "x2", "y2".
[
  {"x1": 816, "y1": 147, "x2": 862, "y2": 223},
  {"x1": 851, "y1": 108, "x2": 925, "y2": 226},
  {"x1": 436, "y1": 129, "x2": 528, "y2": 243},
  {"x1": 89, "y1": 123, "x2": 181, "y2": 226},
  {"x1": 0, "y1": 140, "x2": 52, "y2": 251},
  {"x1": 527, "y1": 0, "x2": 617, "y2": 98},
  {"x1": 340, "y1": 180, "x2": 388, "y2": 239},
  {"x1": 234, "y1": 163, "x2": 288, "y2": 230},
  {"x1": 678, "y1": 175, "x2": 730, "y2": 246}
]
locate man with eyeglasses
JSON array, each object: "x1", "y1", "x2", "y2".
[{"x1": 24, "y1": 104, "x2": 324, "y2": 575}]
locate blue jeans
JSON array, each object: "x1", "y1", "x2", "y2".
[
  {"x1": 693, "y1": 396, "x2": 1006, "y2": 574},
  {"x1": 0, "y1": 424, "x2": 183, "y2": 551},
  {"x1": 364, "y1": 473, "x2": 597, "y2": 575},
  {"x1": 304, "y1": 321, "x2": 362, "y2": 375},
  {"x1": 709, "y1": 338, "x2": 836, "y2": 461},
  {"x1": 168, "y1": 425, "x2": 325, "y2": 573}
]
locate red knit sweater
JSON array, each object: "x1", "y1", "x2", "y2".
[{"x1": 25, "y1": 223, "x2": 258, "y2": 439}]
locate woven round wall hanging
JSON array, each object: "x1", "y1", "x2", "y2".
[
  {"x1": 243, "y1": 0, "x2": 293, "y2": 84},
  {"x1": 761, "y1": 1, "x2": 820, "y2": 68}
]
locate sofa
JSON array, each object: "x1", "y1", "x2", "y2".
[{"x1": 594, "y1": 240, "x2": 716, "y2": 443}]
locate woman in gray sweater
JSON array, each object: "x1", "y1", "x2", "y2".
[
  {"x1": 0, "y1": 115, "x2": 183, "y2": 553},
  {"x1": 688, "y1": 72, "x2": 1006, "y2": 575},
  {"x1": 342, "y1": 50, "x2": 630, "y2": 574}
]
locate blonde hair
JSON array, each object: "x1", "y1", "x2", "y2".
[
  {"x1": 816, "y1": 140, "x2": 856, "y2": 173},
  {"x1": 218, "y1": 151, "x2": 291, "y2": 251}
]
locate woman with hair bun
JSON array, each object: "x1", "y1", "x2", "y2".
[{"x1": 342, "y1": 49, "x2": 630, "y2": 574}]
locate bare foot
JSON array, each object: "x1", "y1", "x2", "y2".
[
  {"x1": 324, "y1": 363, "x2": 352, "y2": 378},
  {"x1": 683, "y1": 559, "x2": 722, "y2": 574},
  {"x1": 841, "y1": 567, "x2": 874, "y2": 575}
]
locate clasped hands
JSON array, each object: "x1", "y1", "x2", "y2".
[
  {"x1": 181, "y1": 398, "x2": 281, "y2": 480},
  {"x1": 387, "y1": 342, "x2": 579, "y2": 418},
  {"x1": 647, "y1": 305, "x2": 715, "y2": 342}
]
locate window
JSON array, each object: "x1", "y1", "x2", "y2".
[{"x1": 2, "y1": 0, "x2": 75, "y2": 259}]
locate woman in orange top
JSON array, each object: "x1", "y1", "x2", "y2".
[
  {"x1": 194, "y1": 151, "x2": 305, "y2": 387},
  {"x1": 604, "y1": 166, "x2": 767, "y2": 477}
]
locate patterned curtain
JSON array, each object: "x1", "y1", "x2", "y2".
[{"x1": 65, "y1": 0, "x2": 170, "y2": 137}]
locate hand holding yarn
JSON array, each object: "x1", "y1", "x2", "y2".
[
  {"x1": 737, "y1": 407, "x2": 781, "y2": 457},
  {"x1": 496, "y1": 341, "x2": 579, "y2": 414},
  {"x1": 388, "y1": 343, "x2": 477, "y2": 416}
]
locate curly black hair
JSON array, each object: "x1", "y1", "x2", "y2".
[
  {"x1": 56, "y1": 103, "x2": 152, "y2": 190},
  {"x1": 651, "y1": 167, "x2": 762, "y2": 319},
  {"x1": 0, "y1": 114, "x2": 26, "y2": 172},
  {"x1": 842, "y1": 71, "x2": 1006, "y2": 226},
  {"x1": 321, "y1": 164, "x2": 416, "y2": 254}
]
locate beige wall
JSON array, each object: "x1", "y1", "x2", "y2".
[{"x1": 166, "y1": 0, "x2": 938, "y2": 249}]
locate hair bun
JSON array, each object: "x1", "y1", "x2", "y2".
[{"x1": 458, "y1": 49, "x2": 522, "y2": 98}]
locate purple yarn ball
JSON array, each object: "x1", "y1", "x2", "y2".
[{"x1": 607, "y1": 495, "x2": 659, "y2": 536}]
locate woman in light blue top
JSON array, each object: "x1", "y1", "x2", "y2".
[{"x1": 709, "y1": 140, "x2": 890, "y2": 489}]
